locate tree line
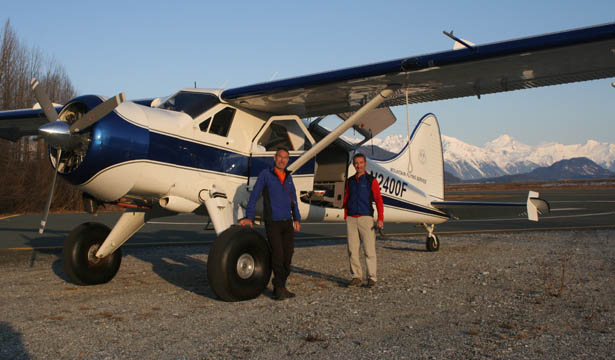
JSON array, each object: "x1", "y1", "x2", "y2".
[{"x1": 0, "y1": 19, "x2": 81, "y2": 214}]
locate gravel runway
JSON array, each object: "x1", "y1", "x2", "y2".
[{"x1": 1, "y1": 229, "x2": 613, "y2": 359}]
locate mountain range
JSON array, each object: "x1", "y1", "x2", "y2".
[{"x1": 365, "y1": 134, "x2": 615, "y2": 181}]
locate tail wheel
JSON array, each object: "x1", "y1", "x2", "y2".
[
  {"x1": 426, "y1": 234, "x2": 440, "y2": 252},
  {"x1": 207, "y1": 226, "x2": 271, "y2": 302},
  {"x1": 62, "y1": 222, "x2": 122, "y2": 285}
]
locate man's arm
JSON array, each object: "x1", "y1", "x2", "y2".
[
  {"x1": 343, "y1": 179, "x2": 349, "y2": 219},
  {"x1": 288, "y1": 176, "x2": 301, "y2": 222},
  {"x1": 241, "y1": 171, "x2": 267, "y2": 227},
  {"x1": 371, "y1": 178, "x2": 384, "y2": 228}
]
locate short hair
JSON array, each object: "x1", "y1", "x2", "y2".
[
  {"x1": 352, "y1": 153, "x2": 366, "y2": 162},
  {"x1": 275, "y1": 147, "x2": 289, "y2": 156}
]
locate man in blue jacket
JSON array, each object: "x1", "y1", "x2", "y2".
[{"x1": 240, "y1": 148, "x2": 301, "y2": 300}]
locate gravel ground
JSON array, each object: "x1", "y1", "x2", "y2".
[{"x1": 1, "y1": 229, "x2": 614, "y2": 359}]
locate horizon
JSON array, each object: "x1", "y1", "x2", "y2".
[
  {"x1": 371, "y1": 132, "x2": 615, "y2": 149},
  {"x1": 3, "y1": 1, "x2": 614, "y2": 146}
]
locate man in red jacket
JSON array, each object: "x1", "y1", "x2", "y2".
[{"x1": 343, "y1": 153, "x2": 384, "y2": 288}]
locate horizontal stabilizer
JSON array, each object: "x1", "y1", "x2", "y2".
[{"x1": 432, "y1": 191, "x2": 550, "y2": 221}]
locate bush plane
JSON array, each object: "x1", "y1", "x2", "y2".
[{"x1": 1, "y1": 23, "x2": 613, "y2": 301}]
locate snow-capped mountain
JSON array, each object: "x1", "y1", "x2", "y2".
[
  {"x1": 374, "y1": 134, "x2": 615, "y2": 180},
  {"x1": 476, "y1": 157, "x2": 614, "y2": 183}
]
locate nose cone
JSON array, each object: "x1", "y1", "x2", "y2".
[{"x1": 38, "y1": 121, "x2": 73, "y2": 149}]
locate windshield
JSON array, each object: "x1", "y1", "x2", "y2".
[{"x1": 158, "y1": 92, "x2": 220, "y2": 119}]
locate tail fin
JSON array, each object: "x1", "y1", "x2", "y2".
[{"x1": 375, "y1": 113, "x2": 444, "y2": 200}]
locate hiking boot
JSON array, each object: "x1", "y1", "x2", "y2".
[
  {"x1": 283, "y1": 288, "x2": 296, "y2": 298},
  {"x1": 365, "y1": 279, "x2": 377, "y2": 288},
  {"x1": 273, "y1": 287, "x2": 295, "y2": 300},
  {"x1": 273, "y1": 287, "x2": 286, "y2": 300},
  {"x1": 347, "y1": 278, "x2": 362, "y2": 288}
]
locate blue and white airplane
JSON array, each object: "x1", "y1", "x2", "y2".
[{"x1": 1, "y1": 23, "x2": 613, "y2": 301}]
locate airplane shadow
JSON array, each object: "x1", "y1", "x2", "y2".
[
  {"x1": 27, "y1": 228, "x2": 375, "y2": 301},
  {"x1": 0, "y1": 322, "x2": 31, "y2": 360},
  {"x1": 379, "y1": 236, "x2": 429, "y2": 253},
  {"x1": 291, "y1": 265, "x2": 348, "y2": 287}
]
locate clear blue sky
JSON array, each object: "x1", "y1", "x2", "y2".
[{"x1": 3, "y1": 1, "x2": 614, "y2": 146}]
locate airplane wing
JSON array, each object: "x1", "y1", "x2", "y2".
[
  {"x1": 0, "y1": 108, "x2": 51, "y2": 141},
  {"x1": 221, "y1": 23, "x2": 615, "y2": 117}
]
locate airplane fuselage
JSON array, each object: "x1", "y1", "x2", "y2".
[{"x1": 53, "y1": 91, "x2": 449, "y2": 230}]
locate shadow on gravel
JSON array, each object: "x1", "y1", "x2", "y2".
[
  {"x1": 142, "y1": 249, "x2": 216, "y2": 299},
  {"x1": 0, "y1": 322, "x2": 30, "y2": 360},
  {"x1": 380, "y1": 237, "x2": 429, "y2": 252},
  {"x1": 291, "y1": 265, "x2": 348, "y2": 287},
  {"x1": 51, "y1": 259, "x2": 70, "y2": 282},
  {"x1": 21, "y1": 227, "x2": 370, "y2": 300}
]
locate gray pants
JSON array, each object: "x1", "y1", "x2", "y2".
[{"x1": 346, "y1": 216, "x2": 377, "y2": 282}]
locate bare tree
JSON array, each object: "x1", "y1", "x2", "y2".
[{"x1": 0, "y1": 18, "x2": 79, "y2": 215}]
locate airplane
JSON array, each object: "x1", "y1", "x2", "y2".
[{"x1": 0, "y1": 23, "x2": 613, "y2": 301}]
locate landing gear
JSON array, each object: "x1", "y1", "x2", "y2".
[
  {"x1": 422, "y1": 223, "x2": 440, "y2": 252},
  {"x1": 62, "y1": 222, "x2": 122, "y2": 285},
  {"x1": 426, "y1": 234, "x2": 440, "y2": 252},
  {"x1": 207, "y1": 226, "x2": 272, "y2": 302}
]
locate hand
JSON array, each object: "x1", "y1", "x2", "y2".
[
  {"x1": 293, "y1": 221, "x2": 301, "y2": 232},
  {"x1": 377, "y1": 220, "x2": 384, "y2": 229},
  {"x1": 239, "y1": 218, "x2": 253, "y2": 228}
]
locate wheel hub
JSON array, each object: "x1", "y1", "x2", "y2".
[
  {"x1": 87, "y1": 244, "x2": 103, "y2": 265},
  {"x1": 236, "y1": 253, "x2": 255, "y2": 279}
]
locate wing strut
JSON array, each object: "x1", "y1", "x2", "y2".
[{"x1": 287, "y1": 87, "x2": 396, "y2": 173}]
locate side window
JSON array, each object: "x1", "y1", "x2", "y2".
[
  {"x1": 199, "y1": 118, "x2": 211, "y2": 132},
  {"x1": 258, "y1": 123, "x2": 293, "y2": 151},
  {"x1": 209, "y1": 107, "x2": 235, "y2": 137},
  {"x1": 256, "y1": 119, "x2": 312, "y2": 152}
]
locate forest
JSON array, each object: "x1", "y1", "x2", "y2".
[{"x1": 0, "y1": 19, "x2": 80, "y2": 214}]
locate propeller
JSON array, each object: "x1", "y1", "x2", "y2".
[
  {"x1": 39, "y1": 149, "x2": 61, "y2": 234},
  {"x1": 31, "y1": 78, "x2": 126, "y2": 234}
]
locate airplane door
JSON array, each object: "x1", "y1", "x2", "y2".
[{"x1": 249, "y1": 115, "x2": 316, "y2": 185}]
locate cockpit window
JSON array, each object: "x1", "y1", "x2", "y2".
[{"x1": 158, "y1": 92, "x2": 220, "y2": 119}]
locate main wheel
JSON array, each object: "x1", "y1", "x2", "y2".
[
  {"x1": 207, "y1": 226, "x2": 271, "y2": 302},
  {"x1": 426, "y1": 234, "x2": 440, "y2": 252},
  {"x1": 62, "y1": 222, "x2": 122, "y2": 285}
]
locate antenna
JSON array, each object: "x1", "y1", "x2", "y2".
[
  {"x1": 269, "y1": 72, "x2": 278, "y2": 81},
  {"x1": 194, "y1": 81, "x2": 197, "y2": 88}
]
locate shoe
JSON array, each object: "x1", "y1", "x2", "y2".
[
  {"x1": 273, "y1": 287, "x2": 295, "y2": 300},
  {"x1": 283, "y1": 288, "x2": 296, "y2": 298},
  {"x1": 365, "y1": 279, "x2": 376, "y2": 288},
  {"x1": 273, "y1": 287, "x2": 286, "y2": 300},
  {"x1": 347, "y1": 278, "x2": 362, "y2": 288}
]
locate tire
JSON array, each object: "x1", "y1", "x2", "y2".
[
  {"x1": 62, "y1": 222, "x2": 122, "y2": 285},
  {"x1": 426, "y1": 234, "x2": 440, "y2": 252},
  {"x1": 207, "y1": 226, "x2": 271, "y2": 302}
]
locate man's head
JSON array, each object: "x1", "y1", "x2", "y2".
[
  {"x1": 352, "y1": 153, "x2": 367, "y2": 176},
  {"x1": 274, "y1": 147, "x2": 290, "y2": 171}
]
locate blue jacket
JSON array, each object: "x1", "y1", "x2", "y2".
[{"x1": 246, "y1": 167, "x2": 301, "y2": 222}]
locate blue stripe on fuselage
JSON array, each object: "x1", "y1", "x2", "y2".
[
  {"x1": 381, "y1": 195, "x2": 449, "y2": 219},
  {"x1": 62, "y1": 109, "x2": 314, "y2": 185}
]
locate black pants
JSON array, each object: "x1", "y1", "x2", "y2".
[{"x1": 265, "y1": 219, "x2": 294, "y2": 289}]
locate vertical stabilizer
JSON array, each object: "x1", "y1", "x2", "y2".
[{"x1": 374, "y1": 113, "x2": 444, "y2": 200}]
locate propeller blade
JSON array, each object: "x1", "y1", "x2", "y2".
[
  {"x1": 31, "y1": 78, "x2": 59, "y2": 122},
  {"x1": 39, "y1": 149, "x2": 62, "y2": 234},
  {"x1": 69, "y1": 92, "x2": 126, "y2": 133}
]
